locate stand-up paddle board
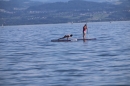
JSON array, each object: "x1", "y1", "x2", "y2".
[
  {"x1": 51, "y1": 38, "x2": 96, "y2": 42},
  {"x1": 51, "y1": 38, "x2": 77, "y2": 42},
  {"x1": 77, "y1": 38, "x2": 96, "y2": 40}
]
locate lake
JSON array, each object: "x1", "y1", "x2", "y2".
[{"x1": 0, "y1": 21, "x2": 130, "y2": 86}]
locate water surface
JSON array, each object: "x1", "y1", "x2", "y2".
[{"x1": 0, "y1": 21, "x2": 130, "y2": 86}]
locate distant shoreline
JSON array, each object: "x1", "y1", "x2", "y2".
[{"x1": 1, "y1": 20, "x2": 130, "y2": 26}]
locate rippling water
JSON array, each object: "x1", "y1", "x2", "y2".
[{"x1": 0, "y1": 21, "x2": 130, "y2": 86}]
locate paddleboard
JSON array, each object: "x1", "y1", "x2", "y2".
[
  {"x1": 77, "y1": 38, "x2": 96, "y2": 40},
  {"x1": 51, "y1": 38, "x2": 96, "y2": 42},
  {"x1": 51, "y1": 38, "x2": 77, "y2": 42}
]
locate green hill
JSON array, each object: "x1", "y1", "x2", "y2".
[{"x1": 0, "y1": 0, "x2": 130, "y2": 25}]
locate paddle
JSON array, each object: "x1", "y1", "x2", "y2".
[
  {"x1": 86, "y1": 23, "x2": 88, "y2": 39},
  {"x1": 86, "y1": 23, "x2": 88, "y2": 34}
]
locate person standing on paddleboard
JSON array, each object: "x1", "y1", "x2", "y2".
[{"x1": 83, "y1": 24, "x2": 88, "y2": 39}]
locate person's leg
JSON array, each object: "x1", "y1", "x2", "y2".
[
  {"x1": 59, "y1": 36, "x2": 66, "y2": 40},
  {"x1": 83, "y1": 33, "x2": 85, "y2": 39}
]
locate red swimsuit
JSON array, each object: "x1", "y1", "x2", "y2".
[{"x1": 83, "y1": 26, "x2": 87, "y2": 33}]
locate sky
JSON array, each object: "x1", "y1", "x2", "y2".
[
  {"x1": 0, "y1": 0, "x2": 120, "y2": 3},
  {"x1": 31, "y1": 0, "x2": 120, "y2": 3}
]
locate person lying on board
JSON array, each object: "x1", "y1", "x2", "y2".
[{"x1": 58, "y1": 34, "x2": 73, "y2": 40}]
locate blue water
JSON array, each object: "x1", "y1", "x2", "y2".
[{"x1": 0, "y1": 21, "x2": 130, "y2": 86}]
